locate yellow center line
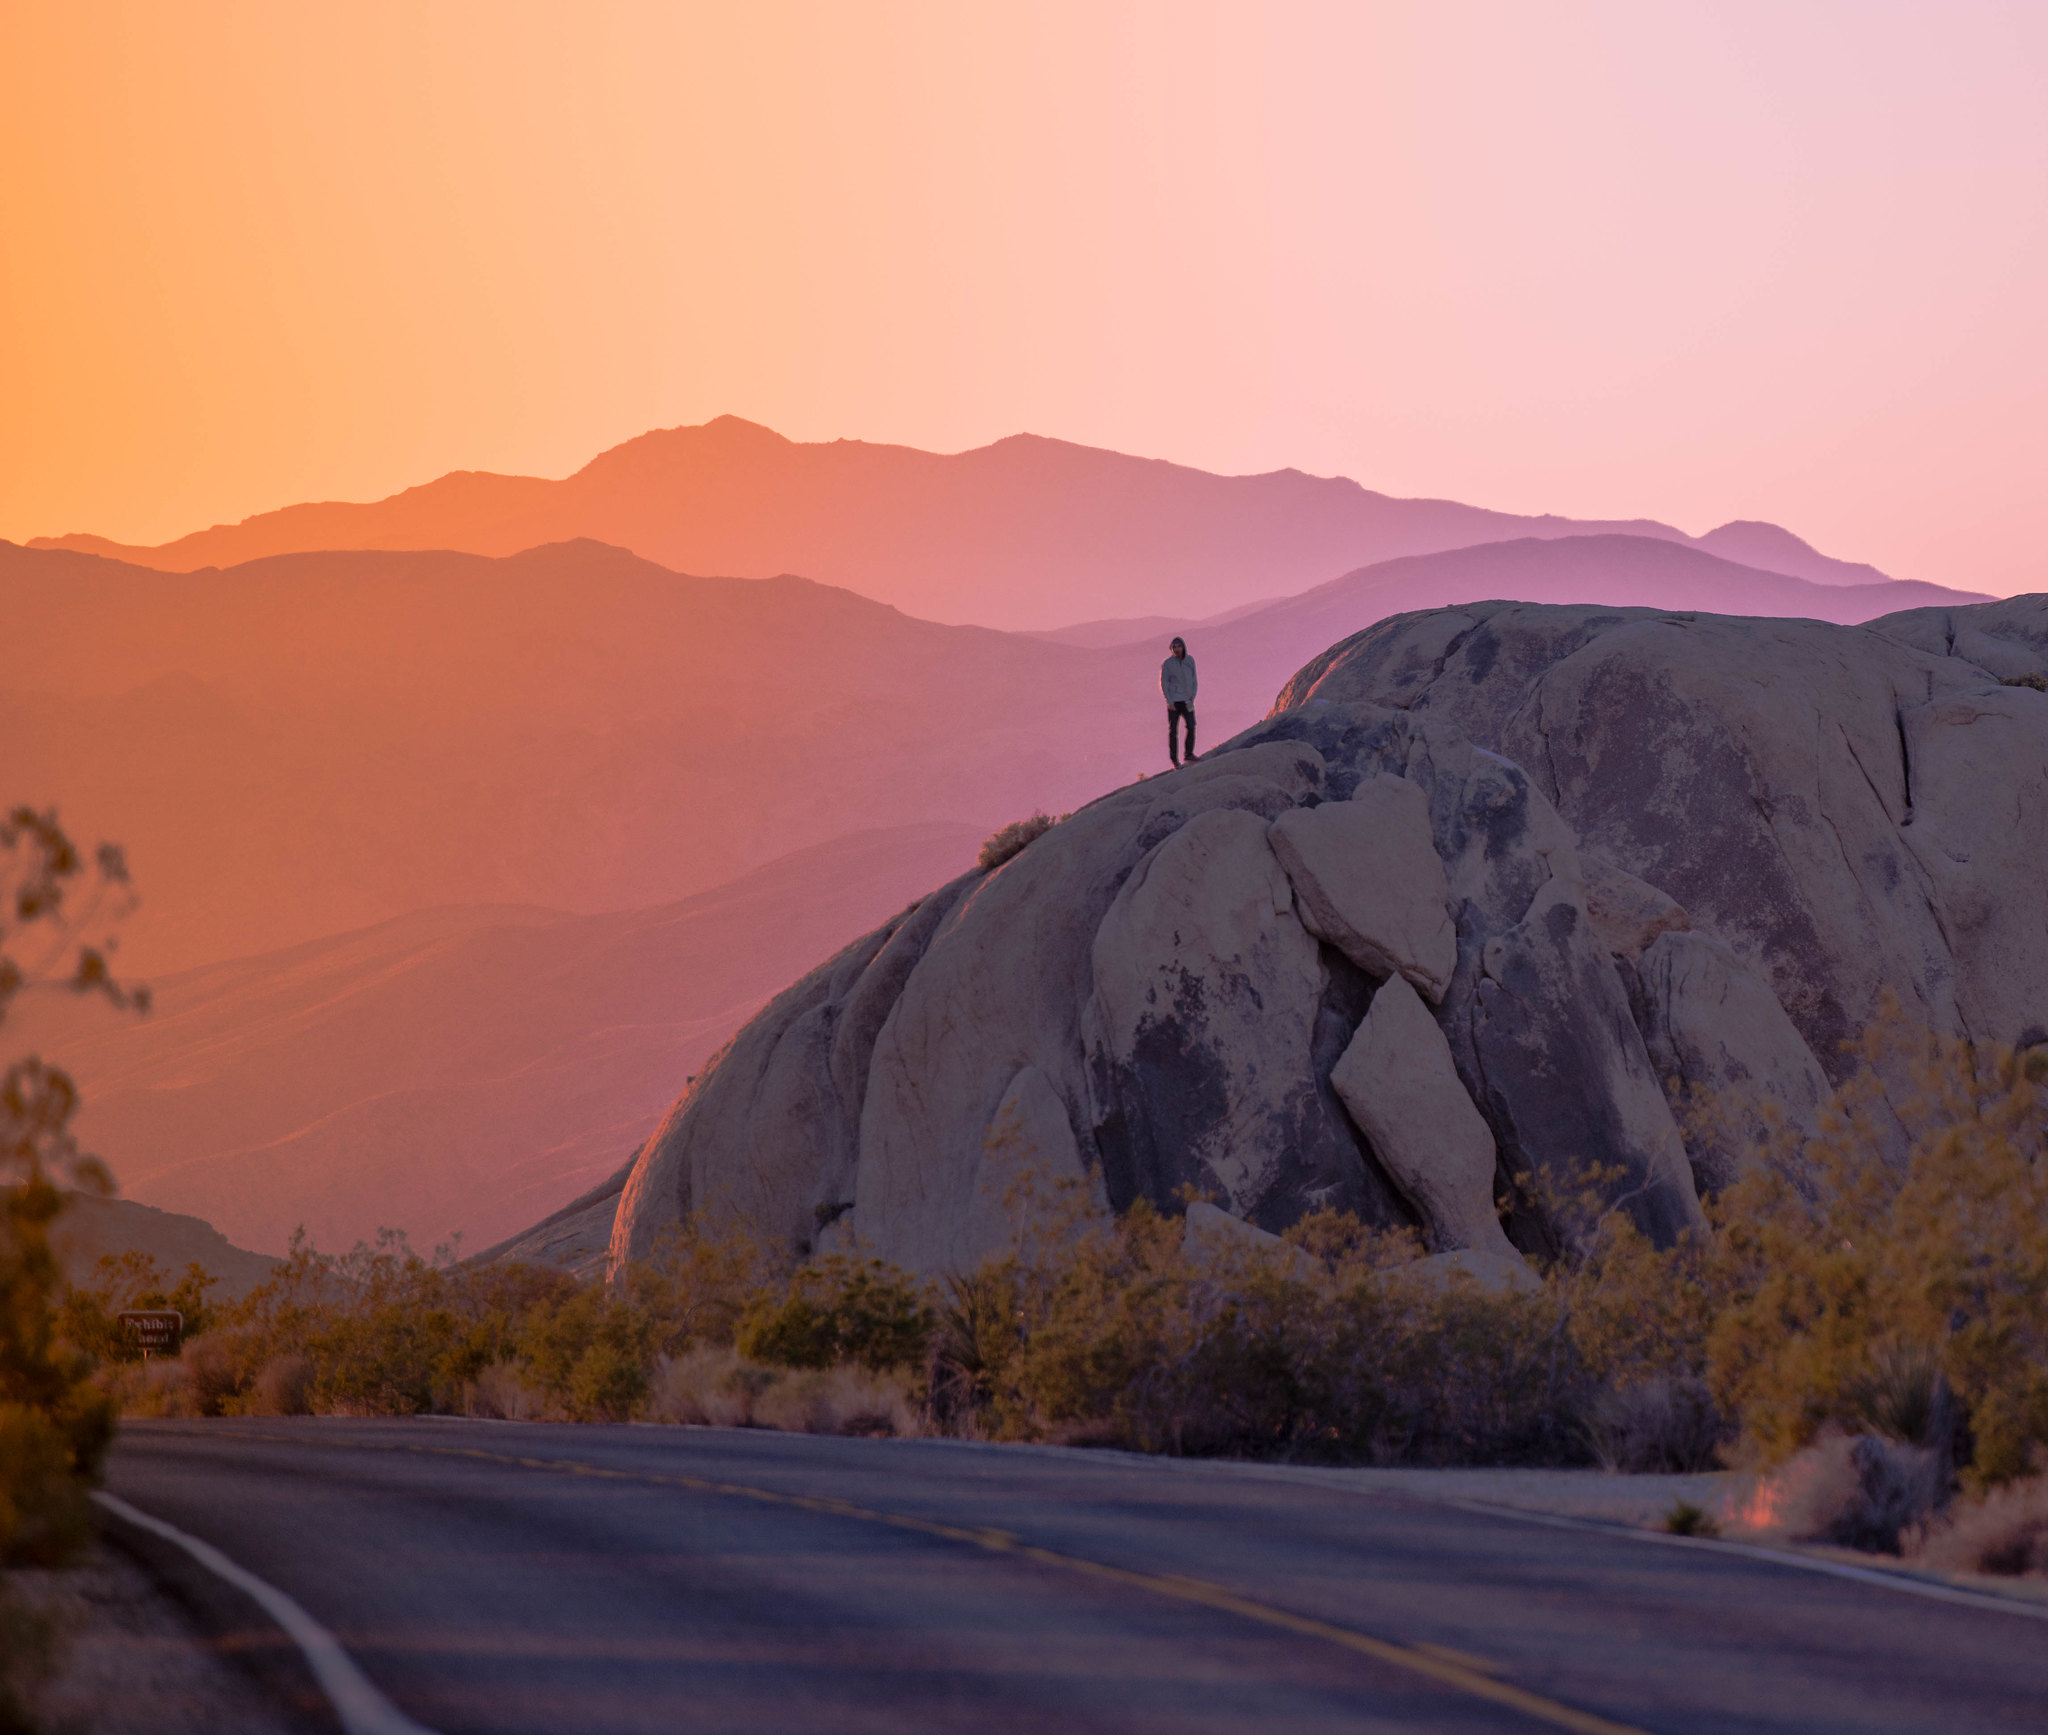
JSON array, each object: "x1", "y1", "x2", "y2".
[{"x1": 199, "y1": 1429, "x2": 1650, "y2": 1735}]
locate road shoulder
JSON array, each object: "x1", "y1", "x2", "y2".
[{"x1": 8, "y1": 1539, "x2": 306, "y2": 1734}]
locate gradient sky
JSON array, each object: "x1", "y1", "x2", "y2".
[{"x1": 4, "y1": 2, "x2": 2044, "y2": 596}]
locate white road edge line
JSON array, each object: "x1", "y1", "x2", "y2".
[{"x1": 93, "y1": 1491, "x2": 440, "y2": 1735}]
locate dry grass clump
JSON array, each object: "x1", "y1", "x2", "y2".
[
  {"x1": 647, "y1": 1348, "x2": 919, "y2": 1437},
  {"x1": 245, "y1": 1354, "x2": 312, "y2": 1417},
  {"x1": 977, "y1": 812, "x2": 1065, "y2": 872},
  {"x1": 1724, "y1": 1429, "x2": 1945, "y2": 1552},
  {"x1": 1911, "y1": 1473, "x2": 2048, "y2": 1576},
  {"x1": 1582, "y1": 1377, "x2": 1724, "y2": 1473},
  {"x1": 462, "y1": 1361, "x2": 546, "y2": 1421}
]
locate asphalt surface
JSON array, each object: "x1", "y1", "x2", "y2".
[{"x1": 106, "y1": 1419, "x2": 2048, "y2": 1735}]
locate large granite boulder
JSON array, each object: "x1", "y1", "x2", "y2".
[
  {"x1": 1278, "y1": 597, "x2": 2048, "y2": 1069},
  {"x1": 600, "y1": 595, "x2": 2047, "y2": 1279}
]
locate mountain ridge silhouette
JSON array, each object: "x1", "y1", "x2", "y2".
[{"x1": 30, "y1": 417, "x2": 1915, "y2": 630}]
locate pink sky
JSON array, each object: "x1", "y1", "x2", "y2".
[{"x1": 4, "y1": 1, "x2": 2044, "y2": 596}]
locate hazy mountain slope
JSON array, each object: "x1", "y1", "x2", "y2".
[
  {"x1": 1204, "y1": 535, "x2": 1985, "y2": 686},
  {"x1": 1129, "y1": 536, "x2": 1993, "y2": 737},
  {"x1": 2, "y1": 538, "x2": 1160, "y2": 974},
  {"x1": 52, "y1": 1196, "x2": 277, "y2": 1299},
  {"x1": 17, "y1": 825, "x2": 980, "y2": 1256},
  {"x1": 1692, "y1": 520, "x2": 1892, "y2": 587},
  {"x1": 28, "y1": 416, "x2": 1901, "y2": 629}
]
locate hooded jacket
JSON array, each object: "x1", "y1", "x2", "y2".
[{"x1": 1160, "y1": 652, "x2": 1198, "y2": 705}]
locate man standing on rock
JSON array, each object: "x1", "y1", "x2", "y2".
[{"x1": 1162, "y1": 636, "x2": 1198, "y2": 767}]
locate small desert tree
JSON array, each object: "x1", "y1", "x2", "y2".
[{"x1": 0, "y1": 807, "x2": 150, "y2": 1724}]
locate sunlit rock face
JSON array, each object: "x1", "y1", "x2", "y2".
[{"x1": 609, "y1": 595, "x2": 2048, "y2": 1277}]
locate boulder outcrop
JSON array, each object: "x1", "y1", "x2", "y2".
[
  {"x1": 604, "y1": 594, "x2": 2048, "y2": 1279},
  {"x1": 1330, "y1": 975, "x2": 1519, "y2": 1261},
  {"x1": 1267, "y1": 776, "x2": 1457, "y2": 999},
  {"x1": 1278, "y1": 597, "x2": 2048, "y2": 1069}
]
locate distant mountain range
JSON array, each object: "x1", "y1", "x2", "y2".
[
  {"x1": 28, "y1": 416, "x2": 1928, "y2": 631},
  {"x1": 1073, "y1": 533, "x2": 1982, "y2": 663}
]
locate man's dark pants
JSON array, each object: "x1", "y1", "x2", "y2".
[{"x1": 1168, "y1": 700, "x2": 1196, "y2": 764}]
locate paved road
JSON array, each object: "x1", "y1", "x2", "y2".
[{"x1": 107, "y1": 1419, "x2": 2047, "y2": 1735}]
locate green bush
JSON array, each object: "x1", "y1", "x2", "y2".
[
  {"x1": 737, "y1": 1257, "x2": 935, "y2": 1373},
  {"x1": 977, "y1": 812, "x2": 1065, "y2": 872}
]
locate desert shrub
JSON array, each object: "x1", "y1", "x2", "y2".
[
  {"x1": 1663, "y1": 1500, "x2": 1719, "y2": 1537},
  {"x1": 1551, "y1": 1010, "x2": 2048, "y2": 1499},
  {"x1": 0, "y1": 1062, "x2": 122, "y2": 1734},
  {"x1": 1, "y1": 811, "x2": 153, "y2": 1731},
  {"x1": 180, "y1": 1229, "x2": 582, "y2": 1417},
  {"x1": 246, "y1": 1355, "x2": 312, "y2": 1417},
  {"x1": 618, "y1": 1219, "x2": 785, "y2": 1353},
  {"x1": 1848, "y1": 1340, "x2": 1956, "y2": 1452},
  {"x1": 977, "y1": 812, "x2": 1063, "y2": 872},
  {"x1": 1583, "y1": 1376, "x2": 1725, "y2": 1473},
  {"x1": 737, "y1": 1256, "x2": 934, "y2": 1373},
  {"x1": 567, "y1": 1340, "x2": 650, "y2": 1423},
  {"x1": 1998, "y1": 672, "x2": 2048, "y2": 693},
  {"x1": 60, "y1": 1251, "x2": 220, "y2": 1364},
  {"x1": 0, "y1": 1067, "x2": 116, "y2": 1561},
  {"x1": 88, "y1": 1217, "x2": 790, "y2": 1426},
  {"x1": 933, "y1": 1200, "x2": 1585, "y2": 1464},
  {"x1": 646, "y1": 1347, "x2": 758, "y2": 1427},
  {"x1": 463, "y1": 1361, "x2": 546, "y2": 1421},
  {"x1": 752, "y1": 1364, "x2": 920, "y2": 1437},
  {"x1": 1702, "y1": 1020, "x2": 2048, "y2": 1486},
  {"x1": 516, "y1": 1283, "x2": 657, "y2": 1419},
  {"x1": 1912, "y1": 1472, "x2": 2048, "y2": 1577},
  {"x1": 1727, "y1": 1429, "x2": 1945, "y2": 1552}
]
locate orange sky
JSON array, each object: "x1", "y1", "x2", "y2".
[{"x1": 4, "y1": 2, "x2": 2044, "y2": 596}]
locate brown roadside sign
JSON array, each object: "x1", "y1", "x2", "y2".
[{"x1": 118, "y1": 1310, "x2": 183, "y2": 1354}]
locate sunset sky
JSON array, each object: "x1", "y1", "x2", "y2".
[{"x1": 4, "y1": 1, "x2": 2043, "y2": 596}]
